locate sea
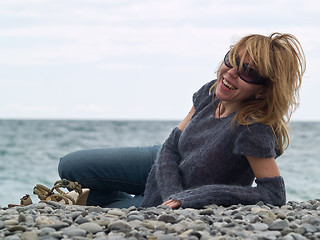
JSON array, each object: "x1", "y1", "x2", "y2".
[{"x1": 0, "y1": 120, "x2": 319, "y2": 207}]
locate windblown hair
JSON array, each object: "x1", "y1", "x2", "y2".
[{"x1": 212, "y1": 33, "x2": 306, "y2": 154}]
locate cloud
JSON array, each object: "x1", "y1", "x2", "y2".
[
  {"x1": 0, "y1": 0, "x2": 319, "y2": 66},
  {"x1": 97, "y1": 63, "x2": 147, "y2": 70},
  {"x1": 5, "y1": 103, "x2": 59, "y2": 114},
  {"x1": 2, "y1": 24, "x2": 317, "y2": 66},
  {"x1": 73, "y1": 104, "x2": 111, "y2": 113}
]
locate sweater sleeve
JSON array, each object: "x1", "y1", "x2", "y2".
[
  {"x1": 233, "y1": 123, "x2": 280, "y2": 158},
  {"x1": 154, "y1": 127, "x2": 184, "y2": 201},
  {"x1": 192, "y1": 80, "x2": 216, "y2": 109},
  {"x1": 169, "y1": 176, "x2": 286, "y2": 209}
]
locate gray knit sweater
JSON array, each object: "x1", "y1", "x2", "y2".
[{"x1": 141, "y1": 80, "x2": 286, "y2": 208}]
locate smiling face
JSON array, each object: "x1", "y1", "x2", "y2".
[{"x1": 215, "y1": 52, "x2": 266, "y2": 108}]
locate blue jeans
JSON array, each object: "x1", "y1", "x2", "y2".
[{"x1": 58, "y1": 145, "x2": 161, "y2": 208}]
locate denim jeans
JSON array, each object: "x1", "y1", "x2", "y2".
[{"x1": 58, "y1": 145, "x2": 161, "y2": 208}]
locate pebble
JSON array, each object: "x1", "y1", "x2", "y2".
[
  {"x1": 109, "y1": 220, "x2": 132, "y2": 231},
  {"x1": 158, "y1": 214, "x2": 178, "y2": 224},
  {"x1": 268, "y1": 219, "x2": 290, "y2": 231},
  {"x1": 62, "y1": 226, "x2": 86, "y2": 237},
  {"x1": 21, "y1": 231, "x2": 38, "y2": 240},
  {"x1": 0, "y1": 199, "x2": 319, "y2": 239},
  {"x1": 7, "y1": 225, "x2": 27, "y2": 232},
  {"x1": 79, "y1": 222, "x2": 103, "y2": 233},
  {"x1": 251, "y1": 222, "x2": 269, "y2": 231}
]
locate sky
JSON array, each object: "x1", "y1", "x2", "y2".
[{"x1": 0, "y1": 0, "x2": 319, "y2": 121}]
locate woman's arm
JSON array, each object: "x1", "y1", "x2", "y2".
[
  {"x1": 160, "y1": 106, "x2": 193, "y2": 208},
  {"x1": 154, "y1": 106, "x2": 196, "y2": 201},
  {"x1": 246, "y1": 156, "x2": 280, "y2": 179},
  {"x1": 177, "y1": 106, "x2": 195, "y2": 131},
  {"x1": 167, "y1": 174, "x2": 286, "y2": 209},
  {"x1": 163, "y1": 157, "x2": 283, "y2": 209},
  {"x1": 166, "y1": 157, "x2": 285, "y2": 209}
]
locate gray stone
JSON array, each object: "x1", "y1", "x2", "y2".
[
  {"x1": 25, "y1": 215, "x2": 34, "y2": 223},
  {"x1": 275, "y1": 211, "x2": 287, "y2": 219},
  {"x1": 39, "y1": 227, "x2": 56, "y2": 236},
  {"x1": 74, "y1": 214, "x2": 90, "y2": 224},
  {"x1": 268, "y1": 219, "x2": 289, "y2": 230},
  {"x1": 199, "y1": 208, "x2": 214, "y2": 215},
  {"x1": 108, "y1": 208, "x2": 125, "y2": 216},
  {"x1": 40, "y1": 222, "x2": 69, "y2": 230},
  {"x1": 281, "y1": 205, "x2": 293, "y2": 210},
  {"x1": 38, "y1": 237, "x2": 59, "y2": 240},
  {"x1": 254, "y1": 230, "x2": 281, "y2": 240},
  {"x1": 8, "y1": 225, "x2": 27, "y2": 232},
  {"x1": 47, "y1": 232, "x2": 63, "y2": 239},
  {"x1": 87, "y1": 206, "x2": 104, "y2": 214},
  {"x1": 282, "y1": 235, "x2": 295, "y2": 240},
  {"x1": 158, "y1": 214, "x2": 178, "y2": 224},
  {"x1": 245, "y1": 213, "x2": 260, "y2": 223},
  {"x1": 157, "y1": 235, "x2": 180, "y2": 240},
  {"x1": 43, "y1": 206, "x2": 53, "y2": 214},
  {"x1": 305, "y1": 216, "x2": 320, "y2": 225},
  {"x1": 251, "y1": 222, "x2": 269, "y2": 231},
  {"x1": 300, "y1": 223, "x2": 317, "y2": 233},
  {"x1": 127, "y1": 214, "x2": 144, "y2": 221},
  {"x1": 79, "y1": 222, "x2": 103, "y2": 233},
  {"x1": 175, "y1": 209, "x2": 198, "y2": 221},
  {"x1": 284, "y1": 233, "x2": 307, "y2": 240},
  {"x1": 108, "y1": 220, "x2": 132, "y2": 231},
  {"x1": 4, "y1": 219, "x2": 19, "y2": 225},
  {"x1": 3, "y1": 235, "x2": 21, "y2": 240},
  {"x1": 21, "y1": 231, "x2": 38, "y2": 240},
  {"x1": 233, "y1": 213, "x2": 243, "y2": 220},
  {"x1": 44, "y1": 201, "x2": 65, "y2": 209},
  {"x1": 68, "y1": 211, "x2": 82, "y2": 220},
  {"x1": 18, "y1": 213, "x2": 27, "y2": 223},
  {"x1": 62, "y1": 226, "x2": 86, "y2": 237},
  {"x1": 0, "y1": 221, "x2": 5, "y2": 230},
  {"x1": 107, "y1": 233, "x2": 127, "y2": 240},
  {"x1": 35, "y1": 216, "x2": 54, "y2": 226},
  {"x1": 61, "y1": 218, "x2": 73, "y2": 225},
  {"x1": 95, "y1": 231, "x2": 107, "y2": 238},
  {"x1": 255, "y1": 201, "x2": 265, "y2": 206}
]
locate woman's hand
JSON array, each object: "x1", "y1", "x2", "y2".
[{"x1": 162, "y1": 199, "x2": 182, "y2": 209}]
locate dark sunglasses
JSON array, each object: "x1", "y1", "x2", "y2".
[{"x1": 224, "y1": 51, "x2": 267, "y2": 85}]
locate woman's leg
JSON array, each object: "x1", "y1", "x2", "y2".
[{"x1": 58, "y1": 145, "x2": 161, "y2": 207}]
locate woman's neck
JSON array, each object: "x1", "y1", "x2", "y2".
[{"x1": 215, "y1": 101, "x2": 239, "y2": 118}]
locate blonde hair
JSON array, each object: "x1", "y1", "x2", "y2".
[{"x1": 212, "y1": 33, "x2": 306, "y2": 154}]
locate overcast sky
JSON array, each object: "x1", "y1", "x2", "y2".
[{"x1": 1, "y1": 0, "x2": 319, "y2": 121}]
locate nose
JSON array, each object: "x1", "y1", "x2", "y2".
[{"x1": 228, "y1": 68, "x2": 238, "y2": 79}]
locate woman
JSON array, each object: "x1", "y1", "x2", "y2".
[{"x1": 58, "y1": 33, "x2": 305, "y2": 209}]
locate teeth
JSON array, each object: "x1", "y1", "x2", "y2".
[{"x1": 223, "y1": 79, "x2": 236, "y2": 90}]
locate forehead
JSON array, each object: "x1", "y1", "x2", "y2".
[{"x1": 236, "y1": 49, "x2": 253, "y2": 65}]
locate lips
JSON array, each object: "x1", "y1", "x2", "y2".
[{"x1": 222, "y1": 78, "x2": 237, "y2": 90}]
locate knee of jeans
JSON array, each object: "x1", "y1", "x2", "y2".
[
  {"x1": 58, "y1": 151, "x2": 79, "y2": 179},
  {"x1": 58, "y1": 155, "x2": 68, "y2": 179}
]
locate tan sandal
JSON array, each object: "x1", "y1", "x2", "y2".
[
  {"x1": 33, "y1": 179, "x2": 90, "y2": 205},
  {"x1": 8, "y1": 179, "x2": 90, "y2": 208},
  {"x1": 8, "y1": 194, "x2": 33, "y2": 208}
]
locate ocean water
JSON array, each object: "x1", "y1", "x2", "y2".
[{"x1": 0, "y1": 120, "x2": 319, "y2": 207}]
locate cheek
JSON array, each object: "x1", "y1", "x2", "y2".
[
  {"x1": 217, "y1": 66, "x2": 228, "y2": 83},
  {"x1": 241, "y1": 86, "x2": 263, "y2": 99},
  {"x1": 219, "y1": 65, "x2": 228, "y2": 75}
]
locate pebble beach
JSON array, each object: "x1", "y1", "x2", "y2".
[{"x1": 0, "y1": 199, "x2": 319, "y2": 240}]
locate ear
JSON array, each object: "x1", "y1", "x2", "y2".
[{"x1": 254, "y1": 88, "x2": 267, "y2": 100}]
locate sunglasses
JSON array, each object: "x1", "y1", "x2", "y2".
[{"x1": 224, "y1": 51, "x2": 267, "y2": 85}]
